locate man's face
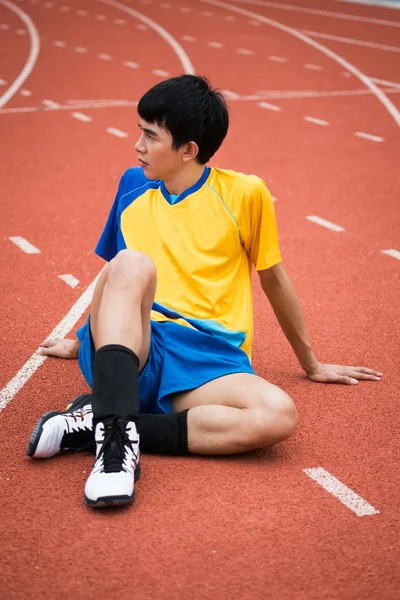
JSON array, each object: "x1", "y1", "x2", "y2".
[{"x1": 135, "y1": 118, "x2": 184, "y2": 180}]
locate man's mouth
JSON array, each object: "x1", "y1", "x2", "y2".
[{"x1": 138, "y1": 158, "x2": 148, "y2": 167}]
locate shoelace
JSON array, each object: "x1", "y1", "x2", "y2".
[{"x1": 97, "y1": 417, "x2": 137, "y2": 473}]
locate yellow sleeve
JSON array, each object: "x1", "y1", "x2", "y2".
[{"x1": 238, "y1": 177, "x2": 282, "y2": 270}]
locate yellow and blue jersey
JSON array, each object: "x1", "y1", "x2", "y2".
[{"x1": 96, "y1": 166, "x2": 281, "y2": 362}]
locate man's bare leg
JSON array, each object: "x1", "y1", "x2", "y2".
[{"x1": 171, "y1": 374, "x2": 298, "y2": 455}]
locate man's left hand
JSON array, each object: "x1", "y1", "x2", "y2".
[{"x1": 307, "y1": 363, "x2": 382, "y2": 385}]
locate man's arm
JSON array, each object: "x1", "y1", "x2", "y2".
[
  {"x1": 38, "y1": 338, "x2": 80, "y2": 359},
  {"x1": 259, "y1": 263, "x2": 382, "y2": 384}
]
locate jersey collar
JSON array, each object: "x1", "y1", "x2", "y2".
[{"x1": 160, "y1": 166, "x2": 211, "y2": 205}]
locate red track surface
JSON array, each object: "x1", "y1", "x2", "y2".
[{"x1": 1, "y1": 0, "x2": 399, "y2": 598}]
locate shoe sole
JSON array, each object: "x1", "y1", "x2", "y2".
[
  {"x1": 26, "y1": 394, "x2": 92, "y2": 458},
  {"x1": 84, "y1": 464, "x2": 141, "y2": 508}
]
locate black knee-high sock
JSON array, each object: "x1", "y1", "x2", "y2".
[
  {"x1": 91, "y1": 344, "x2": 140, "y2": 422},
  {"x1": 137, "y1": 410, "x2": 189, "y2": 455}
]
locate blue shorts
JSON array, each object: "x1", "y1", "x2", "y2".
[{"x1": 76, "y1": 319, "x2": 255, "y2": 414}]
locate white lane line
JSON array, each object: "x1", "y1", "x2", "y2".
[
  {"x1": 182, "y1": 35, "x2": 196, "y2": 41},
  {"x1": 76, "y1": 9, "x2": 88, "y2": 16},
  {"x1": 222, "y1": 89, "x2": 241, "y2": 99},
  {"x1": 58, "y1": 274, "x2": 79, "y2": 288},
  {"x1": 136, "y1": 23, "x2": 148, "y2": 30},
  {"x1": 15, "y1": 27, "x2": 26, "y2": 34},
  {"x1": 249, "y1": 19, "x2": 260, "y2": 25},
  {"x1": 0, "y1": 23, "x2": 11, "y2": 29},
  {"x1": 153, "y1": 69, "x2": 170, "y2": 76},
  {"x1": 208, "y1": 41, "x2": 223, "y2": 48},
  {"x1": 42, "y1": 99, "x2": 60, "y2": 107},
  {"x1": 371, "y1": 77, "x2": 400, "y2": 90},
  {"x1": 1, "y1": 99, "x2": 139, "y2": 113},
  {"x1": 0, "y1": 276, "x2": 99, "y2": 411},
  {"x1": 237, "y1": 47, "x2": 254, "y2": 55},
  {"x1": 306, "y1": 216, "x2": 345, "y2": 232},
  {"x1": 20, "y1": 88, "x2": 31, "y2": 95},
  {"x1": 53, "y1": 40, "x2": 66, "y2": 47},
  {"x1": 304, "y1": 116, "x2": 329, "y2": 126},
  {"x1": 0, "y1": 78, "x2": 7, "y2": 85},
  {"x1": 258, "y1": 101, "x2": 281, "y2": 111},
  {"x1": 98, "y1": 53, "x2": 112, "y2": 60},
  {"x1": 114, "y1": 18, "x2": 126, "y2": 24},
  {"x1": 9, "y1": 236, "x2": 40, "y2": 254},
  {"x1": 354, "y1": 131, "x2": 384, "y2": 142},
  {"x1": 99, "y1": 0, "x2": 195, "y2": 75},
  {"x1": 269, "y1": 55, "x2": 287, "y2": 62},
  {"x1": 106, "y1": 127, "x2": 128, "y2": 137},
  {"x1": 0, "y1": 0, "x2": 40, "y2": 110},
  {"x1": 303, "y1": 468, "x2": 380, "y2": 517},
  {"x1": 123, "y1": 60, "x2": 140, "y2": 68},
  {"x1": 200, "y1": 0, "x2": 400, "y2": 128},
  {"x1": 305, "y1": 63, "x2": 322, "y2": 71},
  {"x1": 230, "y1": 0, "x2": 400, "y2": 28},
  {"x1": 302, "y1": 29, "x2": 400, "y2": 53},
  {"x1": 95, "y1": 13, "x2": 106, "y2": 19},
  {"x1": 74, "y1": 46, "x2": 88, "y2": 53},
  {"x1": 71, "y1": 111, "x2": 92, "y2": 122},
  {"x1": 382, "y1": 249, "x2": 400, "y2": 260}
]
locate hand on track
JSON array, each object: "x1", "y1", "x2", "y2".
[
  {"x1": 307, "y1": 363, "x2": 382, "y2": 385},
  {"x1": 38, "y1": 338, "x2": 79, "y2": 359}
]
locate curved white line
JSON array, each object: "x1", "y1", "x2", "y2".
[
  {"x1": 199, "y1": 0, "x2": 400, "y2": 127},
  {"x1": 0, "y1": 0, "x2": 40, "y2": 109},
  {"x1": 97, "y1": 0, "x2": 195, "y2": 74}
]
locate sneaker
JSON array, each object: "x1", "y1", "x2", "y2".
[
  {"x1": 84, "y1": 417, "x2": 140, "y2": 508},
  {"x1": 26, "y1": 394, "x2": 94, "y2": 458}
]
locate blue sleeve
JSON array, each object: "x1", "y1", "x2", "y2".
[{"x1": 95, "y1": 172, "x2": 127, "y2": 262}]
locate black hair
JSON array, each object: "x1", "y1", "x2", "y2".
[{"x1": 137, "y1": 74, "x2": 229, "y2": 164}]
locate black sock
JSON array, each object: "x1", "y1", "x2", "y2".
[
  {"x1": 91, "y1": 344, "x2": 140, "y2": 422},
  {"x1": 137, "y1": 410, "x2": 190, "y2": 455}
]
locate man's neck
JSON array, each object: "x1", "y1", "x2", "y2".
[{"x1": 163, "y1": 164, "x2": 206, "y2": 196}]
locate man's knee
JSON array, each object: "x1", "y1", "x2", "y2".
[
  {"x1": 247, "y1": 388, "x2": 298, "y2": 448},
  {"x1": 107, "y1": 250, "x2": 156, "y2": 290}
]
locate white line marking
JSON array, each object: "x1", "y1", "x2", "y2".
[
  {"x1": 136, "y1": 23, "x2": 148, "y2": 30},
  {"x1": 99, "y1": 0, "x2": 195, "y2": 75},
  {"x1": 182, "y1": 35, "x2": 196, "y2": 41},
  {"x1": 123, "y1": 60, "x2": 140, "y2": 68},
  {"x1": 9, "y1": 236, "x2": 40, "y2": 254},
  {"x1": 249, "y1": 18, "x2": 260, "y2": 25},
  {"x1": 74, "y1": 46, "x2": 88, "y2": 53},
  {"x1": 71, "y1": 111, "x2": 92, "y2": 122},
  {"x1": 306, "y1": 216, "x2": 345, "y2": 232},
  {"x1": 114, "y1": 18, "x2": 126, "y2": 24},
  {"x1": 303, "y1": 468, "x2": 380, "y2": 517},
  {"x1": 0, "y1": 0, "x2": 40, "y2": 109},
  {"x1": 20, "y1": 88, "x2": 31, "y2": 95},
  {"x1": 153, "y1": 69, "x2": 170, "y2": 76},
  {"x1": 0, "y1": 79, "x2": 7, "y2": 85},
  {"x1": 354, "y1": 131, "x2": 384, "y2": 142},
  {"x1": 106, "y1": 127, "x2": 128, "y2": 137},
  {"x1": 269, "y1": 55, "x2": 287, "y2": 62},
  {"x1": 53, "y1": 40, "x2": 66, "y2": 47},
  {"x1": 331, "y1": 0, "x2": 400, "y2": 11},
  {"x1": 208, "y1": 41, "x2": 223, "y2": 48},
  {"x1": 302, "y1": 29, "x2": 400, "y2": 53},
  {"x1": 98, "y1": 53, "x2": 112, "y2": 60},
  {"x1": 15, "y1": 27, "x2": 26, "y2": 34},
  {"x1": 304, "y1": 116, "x2": 329, "y2": 126},
  {"x1": 222, "y1": 89, "x2": 241, "y2": 99},
  {"x1": 382, "y1": 249, "x2": 400, "y2": 260},
  {"x1": 304, "y1": 63, "x2": 322, "y2": 71},
  {"x1": 199, "y1": 0, "x2": 400, "y2": 128},
  {"x1": 60, "y1": 6, "x2": 71, "y2": 11},
  {"x1": 371, "y1": 77, "x2": 400, "y2": 91},
  {"x1": 76, "y1": 9, "x2": 88, "y2": 16},
  {"x1": 237, "y1": 47, "x2": 253, "y2": 55},
  {"x1": 248, "y1": 88, "x2": 395, "y2": 100},
  {"x1": 0, "y1": 276, "x2": 99, "y2": 411},
  {"x1": 58, "y1": 274, "x2": 79, "y2": 288},
  {"x1": 229, "y1": 0, "x2": 400, "y2": 28},
  {"x1": 0, "y1": 99, "x2": 139, "y2": 113},
  {"x1": 258, "y1": 101, "x2": 281, "y2": 111},
  {"x1": 42, "y1": 99, "x2": 60, "y2": 107},
  {"x1": 0, "y1": 23, "x2": 11, "y2": 29},
  {"x1": 95, "y1": 13, "x2": 106, "y2": 19}
]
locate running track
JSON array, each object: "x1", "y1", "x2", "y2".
[{"x1": 0, "y1": 0, "x2": 399, "y2": 598}]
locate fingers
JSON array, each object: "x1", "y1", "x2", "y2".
[
  {"x1": 349, "y1": 367, "x2": 383, "y2": 377},
  {"x1": 39, "y1": 338, "x2": 58, "y2": 348}
]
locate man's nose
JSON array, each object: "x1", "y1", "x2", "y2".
[{"x1": 134, "y1": 135, "x2": 146, "y2": 153}]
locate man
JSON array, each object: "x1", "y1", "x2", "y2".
[{"x1": 27, "y1": 75, "x2": 381, "y2": 508}]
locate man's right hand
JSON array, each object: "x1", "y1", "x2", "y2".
[{"x1": 38, "y1": 338, "x2": 80, "y2": 359}]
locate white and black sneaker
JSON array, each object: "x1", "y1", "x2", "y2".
[
  {"x1": 26, "y1": 394, "x2": 94, "y2": 458},
  {"x1": 84, "y1": 417, "x2": 140, "y2": 508}
]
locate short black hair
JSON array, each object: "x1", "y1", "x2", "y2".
[{"x1": 138, "y1": 75, "x2": 229, "y2": 164}]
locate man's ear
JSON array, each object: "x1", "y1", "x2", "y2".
[{"x1": 182, "y1": 141, "x2": 199, "y2": 162}]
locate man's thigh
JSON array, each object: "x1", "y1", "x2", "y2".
[{"x1": 171, "y1": 373, "x2": 288, "y2": 413}]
